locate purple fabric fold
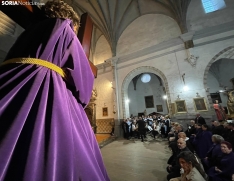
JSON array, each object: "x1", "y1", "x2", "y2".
[{"x1": 0, "y1": 18, "x2": 109, "y2": 181}]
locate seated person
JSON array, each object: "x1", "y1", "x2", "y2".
[
  {"x1": 167, "y1": 138, "x2": 190, "y2": 181},
  {"x1": 208, "y1": 141, "x2": 234, "y2": 181},
  {"x1": 152, "y1": 121, "x2": 160, "y2": 139},
  {"x1": 185, "y1": 120, "x2": 196, "y2": 138},
  {"x1": 169, "y1": 151, "x2": 207, "y2": 181},
  {"x1": 168, "y1": 122, "x2": 178, "y2": 139},
  {"x1": 169, "y1": 124, "x2": 183, "y2": 142},
  {"x1": 169, "y1": 132, "x2": 194, "y2": 156},
  {"x1": 212, "y1": 121, "x2": 224, "y2": 136},
  {"x1": 201, "y1": 134, "x2": 224, "y2": 172}
]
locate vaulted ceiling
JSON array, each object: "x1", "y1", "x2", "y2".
[{"x1": 70, "y1": 0, "x2": 192, "y2": 55}]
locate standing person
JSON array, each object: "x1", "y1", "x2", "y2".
[
  {"x1": 0, "y1": 1, "x2": 109, "y2": 181},
  {"x1": 194, "y1": 114, "x2": 206, "y2": 125},
  {"x1": 165, "y1": 115, "x2": 171, "y2": 136},
  {"x1": 213, "y1": 100, "x2": 226, "y2": 122},
  {"x1": 137, "y1": 118, "x2": 146, "y2": 142}
]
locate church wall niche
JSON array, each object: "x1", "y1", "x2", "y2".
[
  {"x1": 128, "y1": 73, "x2": 168, "y2": 117},
  {"x1": 121, "y1": 66, "x2": 171, "y2": 119}
]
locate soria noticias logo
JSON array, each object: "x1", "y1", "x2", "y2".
[{"x1": 1, "y1": 1, "x2": 45, "y2": 5}]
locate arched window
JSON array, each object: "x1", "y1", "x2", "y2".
[{"x1": 202, "y1": 0, "x2": 226, "y2": 13}]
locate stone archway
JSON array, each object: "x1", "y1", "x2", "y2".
[
  {"x1": 203, "y1": 46, "x2": 234, "y2": 110},
  {"x1": 121, "y1": 66, "x2": 171, "y2": 119}
]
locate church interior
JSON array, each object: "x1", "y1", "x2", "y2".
[{"x1": 1, "y1": 0, "x2": 234, "y2": 180}]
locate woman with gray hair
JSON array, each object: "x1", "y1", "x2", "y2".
[{"x1": 201, "y1": 134, "x2": 224, "y2": 172}]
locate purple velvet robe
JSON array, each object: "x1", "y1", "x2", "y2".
[
  {"x1": 0, "y1": 18, "x2": 109, "y2": 181},
  {"x1": 193, "y1": 130, "x2": 213, "y2": 158}
]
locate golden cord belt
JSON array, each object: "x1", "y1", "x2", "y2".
[{"x1": 0, "y1": 58, "x2": 66, "y2": 78}]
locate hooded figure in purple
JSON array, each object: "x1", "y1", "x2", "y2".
[{"x1": 0, "y1": 1, "x2": 109, "y2": 181}]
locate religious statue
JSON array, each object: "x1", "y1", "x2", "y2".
[
  {"x1": 90, "y1": 88, "x2": 97, "y2": 102},
  {"x1": 227, "y1": 90, "x2": 234, "y2": 116},
  {"x1": 213, "y1": 100, "x2": 226, "y2": 121},
  {"x1": 144, "y1": 109, "x2": 147, "y2": 116}
]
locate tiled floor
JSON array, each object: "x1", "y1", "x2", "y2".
[{"x1": 100, "y1": 136, "x2": 171, "y2": 181}]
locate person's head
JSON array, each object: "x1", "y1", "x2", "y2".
[
  {"x1": 176, "y1": 124, "x2": 183, "y2": 131},
  {"x1": 228, "y1": 123, "x2": 234, "y2": 129},
  {"x1": 221, "y1": 141, "x2": 232, "y2": 154},
  {"x1": 223, "y1": 122, "x2": 228, "y2": 128},
  {"x1": 190, "y1": 120, "x2": 195, "y2": 125},
  {"x1": 214, "y1": 121, "x2": 220, "y2": 127},
  {"x1": 212, "y1": 134, "x2": 224, "y2": 144},
  {"x1": 195, "y1": 123, "x2": 201, "y2": 129},
  {"x1": 196, "y1": 114, "x2": 200, "y2": 117},
  {"x1": 211, "y1": 120, "x2": 215, "y2": 125},
  {"x1": 201, "y1": 124, "x2": 209, "y2": 131},
  {"x1": 178, "y1": 132, "x2": 186, "y2": 139},
  {"x1": 177, "y1": 151, "x2": 207, "y2": 179},
  {"x1": 41, "y1": 0, "x2": 80, "y2": 34},
  {"x1": 174, "y1": 123, "x2": 179, "y2": 128},
  {"x1": 215, "y1": 100, "x2": 219, "y2": 104},
  {"x1": 177, "y1": 138, "x2": 186, "y2": 149}
]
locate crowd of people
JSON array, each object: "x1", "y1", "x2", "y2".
[
  {"x1": 122, "y1": 114, "x2": 234, "y2": 181},
  {"x1": 121, "y1": 114, "x2": 171, "y2": 142},
  {"x1": 167, "y1": 116, "x2": 234, "y2": 181}
]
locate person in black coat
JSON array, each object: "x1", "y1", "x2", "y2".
[
  {"x1": 212, "y1": 121, "x2": 224, "y2": 136},
  {"x1": 185, "y1": 120, "x2": 196, "y2": 138},
  {"x1": 167, "y1": 138, "x2": 191, "y2": 181},
  {"x1": 194, "y1": 114, "x2": 206, "y2": 125},
  {"x1": 137, "y1": 119, "x2": 146, "y2": 142}
]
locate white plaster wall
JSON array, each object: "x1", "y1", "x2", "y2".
[
  {"x1": 116, "y1": 14, "x2": 181, "y2": 56},
  {"x1": 114, "y1": 33, "x2": 234, "y2": 119},
  {"x1": 128, "y1": 74, "x2": 168, "y2": 116},
  {"x1": 187, "y1": 0, "x2": 234, "y2": 31},
  {"x1": 89, "y1": 48, "x2": 93, "y2": 63},
  {"x1": 93, "y1": 35, "x2": 112, "y2": 65},
  {"x1": 94, "y1": 71, "x2": 115, "y2": 119}
]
